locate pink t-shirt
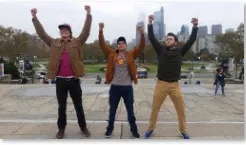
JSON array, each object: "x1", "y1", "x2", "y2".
[{"x1": 57, "y1": 49, "x2": 74, "y2": 77}]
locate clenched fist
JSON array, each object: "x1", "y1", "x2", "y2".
[
  {"x1": 31, "y1": 8, "x2": 37, "y2": 18},
  {"x1": 148, "y1": 15, "x2": 154, "y2": 24},
  {"x1": 85, "y1": 5, "x2": 91, "y2": 14},
  {"x1": 99, "y1": 22, "x2": 104, "y2": 31},
  {"x1": 191, "y1": 18, "x2": 198, "y2": 26}
]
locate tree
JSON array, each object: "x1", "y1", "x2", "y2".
[
  {"x1": 214, "y1": 23, "x2": 244, "y2": 78},
  {"x1": 182, "y1": 49, "x2": 196, "y2": 61},
  {"x1": 0, "y1": 58, "x2": 20, "y2": 79},
  {"x1": 215, "y1": 23, "x2": 244, "y2": 62},
  {"x1": 199, "y1": 48, "x2": 210, "y2": 61},
  {"x1": 143, "y1": 44, "x2": 156, "y2": 63}
]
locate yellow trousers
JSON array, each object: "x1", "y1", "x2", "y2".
[{"x1": 148, "y1": 80, "x2": 188, "y2": 133}]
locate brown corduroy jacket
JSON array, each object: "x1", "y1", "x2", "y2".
[
  {"x1": 98, "y1": 30, "x2": 145, "y2": 84},
  {"x1": 32, "y1": 14, "x2": 92, "y2": 80}
]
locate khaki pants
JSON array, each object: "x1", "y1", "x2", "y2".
[{"x1": 148, "y1": 80, "x2": 188, "y2": 133}]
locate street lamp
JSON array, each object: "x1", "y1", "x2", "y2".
[
  {"x1": 215, "y1": 56, "x2": 218, "y2": 68},
  {"x1": 33, "y1": 56, "x2": 37, "y2": 65}
]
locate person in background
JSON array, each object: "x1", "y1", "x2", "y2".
[{"x1": 214, "y1": 67, "x2": 226, "y2": 96}]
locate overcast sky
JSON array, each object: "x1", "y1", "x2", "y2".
[{"x1": 0, "y1": 0, "x2": 244, "y2": 43}]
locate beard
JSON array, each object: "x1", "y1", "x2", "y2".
[{"x1": 166, "y1": 43, "x2": 176, "y2": 49}]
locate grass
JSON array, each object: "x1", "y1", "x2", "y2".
[
  {"x1": 32, "y1": 63, "x2": 41, "y2": 69},
  {"x1": 181, "y1": 63, "x2": 203, "y2": 69},
  {"x1": 138, "y1": 63, "x2": 158, "y2": 73},
  {"x1": 139, "y1": 62, "x2": 215, "y2": 73},
  {"x1": 35, "y1": 58, "x2": 47, "y2": 62},
  {"x1": 33, "y1": 62, "x2": 217, "y2": 73},
  {"x1": 84, "y1": 63, "x2": 106, "y2": 73}
]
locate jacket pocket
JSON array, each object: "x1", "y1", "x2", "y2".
[{"x1": 73, "y1": 60, "x2": 84, "y2": 76}]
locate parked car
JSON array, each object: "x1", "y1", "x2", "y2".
[
  {"x1": 137, "y1": 71, "x2": 148, "y2": 78},
  {"x1": 180, "y1": 74, "x2": 187, "y2": 79},
  {"x1": 201, "y1": 65, "x2": 206, "y2": 69},
  {"x1": 36, "y1": 72, "x2": 46, "y2": 79}
]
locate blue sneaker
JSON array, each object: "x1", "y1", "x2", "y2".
[
  {"x1": 144, "y1": 130, "x2": 154, "y2": 139},
  {"x1": 179, "y1": 131, "x2": 190, "y2": 139}
]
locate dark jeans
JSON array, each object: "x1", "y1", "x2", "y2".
[
  {"x1": 56, "y1": 77, "x2": 87, "y2": 130},
  {"x1": 107, "y1": 85, "x2": 138, "y2": 133},
  {"x1": 215, "y1": 80, "x2": 225, "y2": 95}
]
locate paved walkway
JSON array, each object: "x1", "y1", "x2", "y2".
[{"x1": 0, "y1": 79, "x2": 244, "y2": 139}]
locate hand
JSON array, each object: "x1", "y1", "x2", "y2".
[
  {"x1": 99, "y1": 22, "x2": 104, "y2": 31},
  {"x1": 85, "y1": 5, "x2": 91, "y2": 14},
  {"x1": 148, "y1": 15, "x2": 154, "y2": 24},
  {"x1": 137, "y1": 25, "x2": 144, "y2": 34},
  {"x1": 31, "y1": 8, "x2": 37, "y2": 18},
  {"x1": 191, "y1": 18, "x2": 198, "y2": 26}
]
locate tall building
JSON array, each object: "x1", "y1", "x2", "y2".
[
  {"x1": 136, "y1": 21, "x2": 145, "y2": 44},
  {"x1": 153, "y1": 6, "x2": 165, "y2": 40},
  {"x1": 145, "y1": 32, "x2": 150, "y2": 45},
  {"x1": 138, "y1": 12, "x2": 146, "y2": 31},
  {"x1": 225, "y1": 28, "x2": 235, "y2": 33},
  {"x1": 180, "y1": 24, "x2": 189, "y2": 35},
  {"x1": 111, "y1": 39, "x2": 118, "y2": 49},
  {"x1": 211, "y1": 24, "x2": 222, "y2": 36},
  {"x1": 198, "y1": 26, "x2": 208, "y2": 37},
  {"x1": 176, "y1": 33, "x2": 196, "y2": 53},
  {"x1": 196, "y1": 26, "x2": 208, "y2": 53},
  {"x1": 199, "y1": 35, "x2": 219, "y2": 55}
]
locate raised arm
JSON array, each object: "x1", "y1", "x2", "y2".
[
  {"x1": 31, "y1": 8, "x2": 54, "y2": 46},
  {"x1": 148, "y1": 15, "x2": 161, "y2": 55},
  {"x1": 132, "y1": 25, "x2": 145, "y2": 59},
  {"x1": 98, "y1": 23, "x2": 113, "y2": 56},
  {"x1": 180, "y1": 18, "x2": 199, "y2": 56},
  {"x1": 77, "y1": 5, "x2": 92, "y2": 45}
]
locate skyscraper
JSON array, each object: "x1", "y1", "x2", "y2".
[
  {"x1": 180, "y1": 24, "x2": 189, "y2": 35},
  {"x1": 196, "y1": 26, "x2": 208, "y2": 53},
  {"x1": 153, "y1": 6, "x2": 165, "y2": 40},
  {"x1": 138, "y1": 12, "x2": 146, "y2": 31},
  {"x1": 136, "y1": 21, "x2": 145, "y2": 44},
  {"x1": 211, "y1": 24, "x2": 222, "y2": 36},
  {"x1": 198, "y1": 36, "x2": 219, "y2": 55}
]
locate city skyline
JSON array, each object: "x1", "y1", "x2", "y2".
[{"x1": 0, "y1": 1, "x2": 243, "y2": 44}]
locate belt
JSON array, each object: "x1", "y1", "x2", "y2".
[
  {"x1": 158, "y1": 78, "x2": 178, "y2": 82},
  {"x1": 56, "y1": 77, "x2": 76, "y2": 81}
]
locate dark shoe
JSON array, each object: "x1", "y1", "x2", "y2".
[
  {"x1": 56, "y1": 129, "x2": 65, "y2": 139},
  {"x1": 132, "y1": 132, "x2": 140, "y2": 139},
  {"x1": 81, "y1": 128, "x2": 91, "y2": 137},
  {"x1": 179, "y1": 131, "x2": 190, "y2": 139},
  {"x1": 144, "y1": 130, "x2": 154, "y2": 139},
  {"x1": 105, "y1": 130, "x2": 113, "y2": 138}
]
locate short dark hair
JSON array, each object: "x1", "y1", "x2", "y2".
[
  {"x1": 117, "y1": 36, "x2": 127, "y2": 44},
  {"x1": 167, "y1": 33, "x2": 178, "y2": 42}
]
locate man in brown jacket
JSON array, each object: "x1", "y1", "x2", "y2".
[
  {"x1": 31, "y1": 5, "x2": 92, "y2": 139},
  {"x1": 98, "y1": 22, "x2": 145, "y2": 138}
]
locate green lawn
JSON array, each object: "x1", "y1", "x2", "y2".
[
  {"x1": 33, "y1": 62, "x2": 217, "y2": 73},
  {"x1": 137, "y1": 63, "x2": 158, "y2": 73},
  {"x1": 138, "y1": 63, "x2": 216, "y2": 73},
  {"x1": 32, "y1": 63, "x2": 41, "y2": 69},
  {"x1": 84, "y1": 64, "x2": 106, "y2": 73}
]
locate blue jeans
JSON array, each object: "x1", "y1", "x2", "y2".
[
  {"x1": 214, "y1": 80, "x2": 225, "y2": 95},
  {"x1": 107, "y1": 85, "x2": 138, "y2": 133}
]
